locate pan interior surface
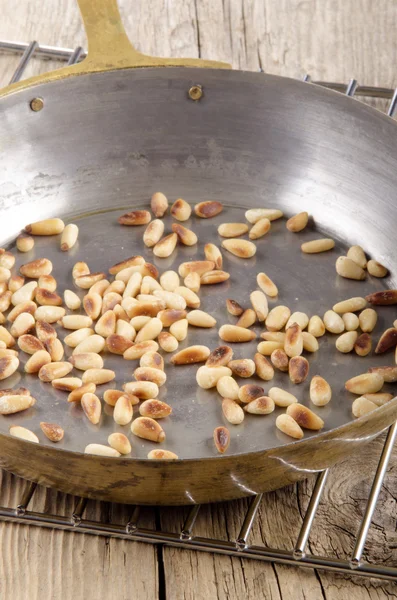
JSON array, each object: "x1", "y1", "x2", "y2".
[
  {"x1": 0, "y1": 205, "x2": 393, "y2": 460},
  {"x1": 0, "y1": 68, "x2": 396, "y2": 463}
]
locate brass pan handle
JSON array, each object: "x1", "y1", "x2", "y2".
[{"x1": 0, "y1": 0, "x2": 231, "y2": 98}]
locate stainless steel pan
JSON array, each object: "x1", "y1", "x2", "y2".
[{"x1": 0, "y1": 0, "x2": 396, "y2": 505}]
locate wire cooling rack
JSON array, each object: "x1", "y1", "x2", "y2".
[{"x1": 0, "y1": 39, "x2": 397, "y2": 583}]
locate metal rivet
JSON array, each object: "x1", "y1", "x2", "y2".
[
  {"x1": 188, "y1": 85, "x2": 203, "y2": 101},
  {"x1": 30, "y1": 97, "x2": 44, "y2": 112}
]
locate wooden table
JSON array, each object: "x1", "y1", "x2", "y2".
[{"x1": 0, "y1": 1, "x2": 397, "y2": 598}]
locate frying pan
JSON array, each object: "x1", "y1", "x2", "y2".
[{"x1": 0, "y1": 0, "x2": 396, "y2": 506}]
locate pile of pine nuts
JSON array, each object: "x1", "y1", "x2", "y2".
[{"x1": 0, "y1": 198, "x2": 395, "y2": 458}]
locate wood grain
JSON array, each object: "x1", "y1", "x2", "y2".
[{"x1": 0, "y1": 1, "x2": 397, "y2": 598}]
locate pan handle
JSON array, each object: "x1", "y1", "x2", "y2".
[
  {"x1": 0, "y1": 0, "x2": 231, "y2": 99},
  {"x1": 77, "y1": 0, "x2": 231, "y2": 71}
]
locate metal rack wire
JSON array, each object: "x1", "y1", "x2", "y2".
[{"x1": 1, "y1": 39, "x2": 397, "y2": 583}]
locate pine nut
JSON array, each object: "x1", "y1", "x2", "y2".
[
  {"x1": 336, "y1": 331, "x2": 358, "y2": 353},
  {"x1": 82, "y1": 369, "x2": 115, "y2": 385},
  {"x1": 103, "y1": 389, "x2": 138, "y2": 407},
  {"x1": 268, "y1": 387, "x2": 298, "y2": 407},
  {"x1": 171, "y1": 198, "x2": 191, "y2": 221},
  {"x1": 25, "y1": 218, "x2": 65, "y2": 236},
  {"x1": 72, "y1": 335, "x2": 105, "y2": 356},
  {"x1": 336, "y1": 256, "x2": 366, "y2": 280},
  {"x1": 106, "y1": 281, "x2": 125, "y2": 295},
  {"x1": 122, "y1": 272, "x2": 142, "y2": 299},
  {"x1": 8, "y1": 275, "x2": 25, "y2": 293},
  {"x1": 333, "y1": 297, "x2": 367, "y2": 314},
  {"x1": 61, "y1": 315, "x2": 93, "y2": 330},
  {"x1": 123, "y1": 340, "x2": 159, "y2": 360},
  {"x1": 140, "y1": 277, "x2": 162, "y2": 295},
  {"x1": 125, "y1": 301, "x2": 162, "y2": 319},
  {"x1": 19, "y1": 258, "x2": 52, "y2": 279},
  {"x1": 81, "y1": 392, "x2": 102, "y2": 424},
  {"x1": 8, "y1": 301, "x2": 36, "y2": 324},
  {"x1": 171, "y1": 223, "x2": 197, "y2": 246},
  {"x1": 113, "y1": 395, "x2": 133, "y2": 425},
  {"x1": 276, "y1": 414, "x2": 304, "y2": 439},
  {"x1": 158, "y1": 332, "x2": 178, "y2": 352},
  {"x1": 135, "y1": 317, "x2": 163, "y2": 343},
  {"x1": 342, "y1": 313, "x2": 359, "y2": 331},
  {"x1": 174, "y1": 286, "x2": 201, "y2": 309},
  {"x1": 184, "y1": 272, "x2": 201, "y2": 293},
  {"x1": 310, "y1": 376, "x2": 332, "y2": 406},
  {"x1": 286, "y1": 211, "x2": 309, "y2": 232},
  {"x1": 245, "y1": 208, "x2": 283, "y2": 223},
  {"x1": 158, "y1": 309, "x2": 186, "y2": 327},
  {"x1": 367, "y1": 260, "x2": 388, "y2": 278},
  {"x1": 375, "y1": 328, "x2": 397, "y2": 354},
  {"x1": 0, "y1": 349, "x2": 18, "y2": 358},
  {"x1": 10, "y1": 312, "x2": 35, "y2": 337},
  {"x1": 64, "y1": 328, "x2": 94, "y2": 348},
  {"x1": 289, "y1": 356, "x2": 309, "y2": 384},
  {"x1": 25, "y1": 350, "x2": 51, "y2": 374},
  {"x1": 16, "y1": 234, "x2": 34, "y2": 252},
  {"x1": 352, "y1": 396, "x2": 377, "y2": 418},
  {"x1": 226, "y1": 299, "x2": 243, "y2": 316},
  {"x1": 249, "y1": 218, "x2": 271, "y2": 240},
  {"x1": 354, "y1": 333, "x2": 372, "y2": 356},
  {"x1": 308, "y1": 315, "x2": 325, "y2": 338},
  {"x1": 222, "y1": 398, "x2": 244, "y2": 425},
  {"x1": 364, "y1": 393, "x2": 393, "y2": 406},
  {"x1": 52, "y1": 377, "x2": 83, "y2": 391},
  {"x1": 40, "y1": 422, "x2": 64, "y2": 442},
  {"x1": 119, "y1": 262, "x2": 159, "y2": 282},
  {"x1": 39, "y1": 361, "x2": 73, "y2": 382},
  {"x1": 109, "y1": 256, "x2": 145, "y2": 275},
  {"x1": 36, "y1": 320, "x2": 57, "y2": 342},
  {"x1": 35, "y1": 306, "x2": 65, "y2": 323},
  {"x1": 118, "y1": 210, "x2": 151, "y2": 226},
  {"x1": 148, "y1": 449, "x2": 178, "y2": 459},
  {"x1": 285, "y1": 312, "x2": 309, "y2": 331},
  {"x1": 10, "y1": 426, "x2": 39, "y2": 443},
  {"x1": 124, "y1": 381, "x2": 159, "y2": 399},
  {"x1": 0, "y1": 267, "x2": 11, "y2": 283},
  {"x1": 228, "y1": 359, "x2": 255, "y2": 378},
  {"x1": 285, "y1": 324, "x2": 303, "y2": 358},
  {"x1": 195, "y1": 201, "x2": 223, "y2": 218},
  {"x1": 0, "y1": 291, "x2": 12, "y2": 312},
  {"x1": 153, "y1": 233, "x2": 178, "y2": 258},
  {"x1": 254, "y1": 353, "x2": 274, "y2": 381},
  {"x1": 244, "y1": 396, "x2": 275, "y2": 415},
  {"x1": 256, "y1": 272, "x2": 278, "y2": 298},
  {"x1": 301, "y1": 239, "x2": 335, "y2": 253},
  {"x1": 345, "y1": 372, "x2": 384, "y2": 394},
  {"x1": 63, "y1": 290, "x2": 80, "y2": 311},
  {"x1": 266, "y1": 306, "x2": 291, "y2": 331},
  {"x1": 59, "y1": 223, "x2": 78, "y2": 251},
  {"x1": 67, "y1": 383, "x2": 96, "y2": 403},
  {"x1": 75, "y1": 272, "x2": 106, "y2": 290},
  {"x1": 171, "y1": 345, "x2": 210, "y2": 365},
  {"x1": 249, "y1": 290, "x2": 268, "y2": 322},
  {"x1": 44, "y1": 338, "x2": 64, "y2": 361},
  {"x1": 108, "y1": 433, "x2": 131, "y2": 455},
  {"x1": 160, "y1": 271, "x2": 180, "y2": 292},
  {"x1": 218, "y1": 223, "x2": 249, "y2": 238},
  {"x1": 178, "y1": 260, "x2": 215, "y2": 278},
  {"x1": 0, "y1": 394, "x2": 35, "y2": 414},
  {"x1": 151, "y1": 192, "x2": 169, "y2": 217},
  {"x1": 72, "y1": 262, "x2": 90, "y2": 279},
  {"x1": 206, "y1": 346, "x2": 234, "y2": 367},
  {"x1": 11, "y1": 281, "x2": 37, "y2": 306},
  {"x1": 323, "y1": 310, "x2": 344, "y2": 334},
  {"x1": 366, "y1": 290, "x2": 397, "y2": 305},
  {"x1": 347, "y1": 245, "x2": 367, "y2": 269},
  {"x1": 131, "y1": 416, "x2": 165, "y2": 442},
  {"x1": 69, "y1": 353, "x2": 103, "y2": 371},
  {"x1": 238, "y1": 384, "x2": 264, "y2": 404},
  {"x1": 18, "y1": 334, "x2": 44, "y2": 354},
  {"x1": 213, "y1": 426, "x2": 230, "y2": 453},
  {"x1": 0, "y1": 326, "x2": 15, "y2": 348},
  {"x1": 153, "y1": 290, "x2": 186, "y2": 310},
  {"x1": 187, "y1": 310, "x2": 216, "y2": 328},
  {"x1": 82, "y1": 293, "x2": 102, "y2": 320},
  {"x1": 95, "y1": 311, "x2": 117, "y2": 338},
  {"x1": 216, "y1": 375, "x2": 240, "y2": 400},
  {"x1": 139, "y1": 399, "x2": 172, "y2": 419},
  {"x1": 222, "y1": 238, "x2": 256, "y2": 258},
  {"x1": 286, "y1": 403, "x2": 324, "y2": 430},
  {"x1": 200, "y1": 270, "x2": 230, "y2": 285},
  {"x1": 130, "y1": 316, "x2": 151, "y2": 331},
  {"x1": 113, "y1": 305, "x2": 129, "y2": 321},
  {"x1": 85, "y1": 444, "x2": 120, "y2": 457},
  {"x1": 115, "y1": 319, "x2": 135, "y2": 340},
  {"x1": 196, "y1": 365, "x2": 232, "y2": 389},
  {"x1": 140, "y1": 351, "x2": 164, "y2": 371},
  {"x1": 0, "y1": 387, "x2": 30, "y2": 398},
  {"x1": 0, "y1": 251, "x2": 15, "y2": 270},
  {"x1": 219, "y1": 324, "x2": 256, "y2": 343},
  {"x1": 169, "y1": 319, "x2": 188, "y2": 341},
  {"x1": 301, "y1": 331, "x2": 319, "y2": 352},
  {"x1": 134, "y1": 366, "x2": 166, "y2": 386},
  {"x1": 89, "y1": 280, "x2": 110, "y2": 297},
  {"x1": 257, "y1": 341, "x2": 284, "y2": 356},
  {"x1": 368, "y1": 366, "x2": 397, "y2": 383}
]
